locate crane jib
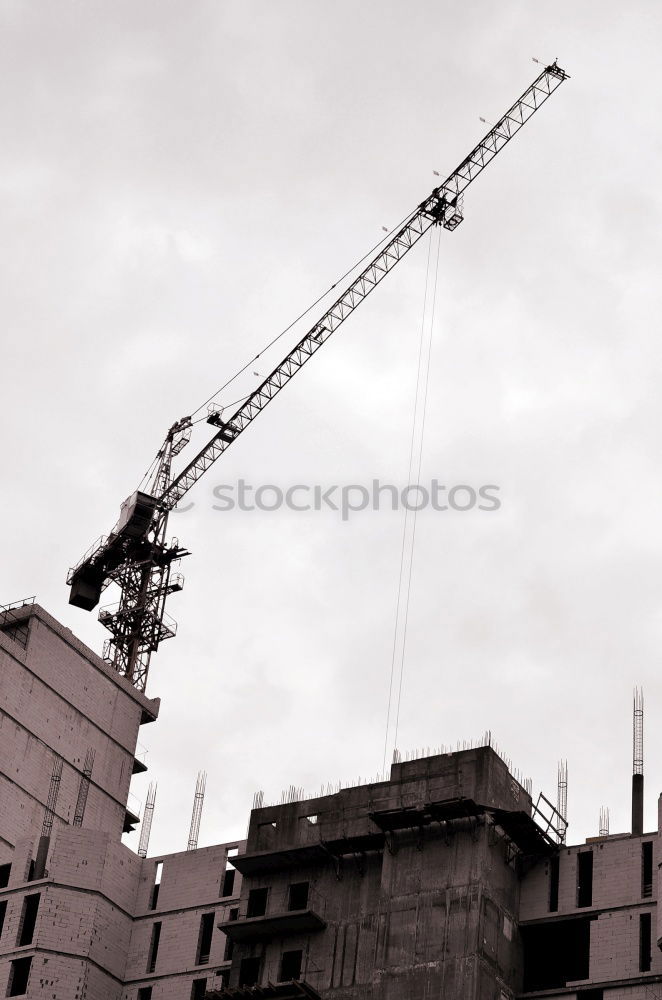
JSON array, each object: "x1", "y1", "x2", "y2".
[
  {"x1": 160, "y1": 62, "x2": 567, "y2": 514},
  {"x1": 67, "y1": 61, "x2": 569, "y2": 692}
]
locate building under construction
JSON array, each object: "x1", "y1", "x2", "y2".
[
  {"x1": 1, "y1": 601, "x2": 661, "y2": 999},
  {"x1": 5, "y1": 56, "x2": 645, "y2": 1000}
]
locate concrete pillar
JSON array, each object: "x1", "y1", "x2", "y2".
[
  {"x1": 632, "y1": 774, "x2": 644, "y2": 836},
  {"x1": 32, "y1": 835, "x2": 50, "y2": 880}
]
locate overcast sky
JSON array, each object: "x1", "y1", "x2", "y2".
[{"x1": 3, "y1": 0, "x2": 662, "y2": 857}]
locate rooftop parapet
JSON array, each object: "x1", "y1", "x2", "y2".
[{"x1": 233, "y1": 747, "x2": 554, "y2": 877}]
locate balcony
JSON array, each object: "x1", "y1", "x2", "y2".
[
  {"x1": 231, "y1": 830, "x2": 385, "y2": 876},
  {"x1": 218, "y1": 884, "x2": 326, "y2": 943},
  {"x1": 370, "y1": 796, "x2": 557, "y2": 856},
  {"x1": 132, "y1": 742, "x2": 148, "y2": 774},
  {"x1": 123, "y1": 806, "x2": 140, "y2": 833}
]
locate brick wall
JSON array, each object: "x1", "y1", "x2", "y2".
[{"x1": 0, "y1": 605, "x2": 159, "y2": 855}]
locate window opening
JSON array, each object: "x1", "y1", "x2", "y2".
[
  {"x1": 279, "y1": 949, "x2": 303, "y2": 982},
  {"x1": 640, "y1": 912, "x2": 652, "y2": 972},
  {"x1": 17, "y1": 894, "x2": 40, "y2": 947},
  {"x1": 239, "y1": 956, "x2": 260, "y2": 986},
  {"x1": 150, "y1": 861, "x2": 163, "y2": 910},
  {"x1": 288, "y1": 882, "x2": 309, "y2": 911},
  {"x1": 576, "y1": 851, "x2": 593, "y2": 908},
  {"x1": 196, "y1": 912, "x2": 214, "y2": 965},
  {"x1": 246, "y1": 887, "x2": 268, "y2": 918},
  {"x1": 7, "y1": 957, "x2": 32, "y2": 996},
  {"x1": 642, "y1": 842, "x2": 653, "y2": 898},
  {"x1": 221, "y1": 869, "x2": 235, "y2": 897},
  {"x1": 549, "y1": 854, "x2": 559, "y2": 912},
  {"x1": 147, "y1": 921, "x2": 162, "y2": 973}
]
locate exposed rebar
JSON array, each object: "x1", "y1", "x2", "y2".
[
  {"x1": 557, "y1": 760, "x2": 568, "y2": 844},
  {"x1": 42, "y1": 756, "x2": 63, "y2": 838},
  {"x1": 599, "y1": 806, "x2": 609, "y2": 837},
  {"x1": 73, "y1": 748, "x2": 96, "y2": 828},
  {"x1": 187, "y1": 771, "x2": 206, "y2": 851},
  {"x1": 138, "y1": 782, "x2": 157, "y2": 859},
  {"x1": 633, "y1": 687, "x2": 644, "y2": 775}
]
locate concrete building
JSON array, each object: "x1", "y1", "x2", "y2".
[
  {"x1": 0, "y1": 603, "x2": 244, "y2": 999},
  {"x1": 217, "y1": 745, "x2": 544, "y2": 999},
  {"x1": 2, "y1": 601, "x2": 662, "y2": 999},
  {"x1": 0, "y1": 601, "x2": 159, "y2": 851},
  {"x1": 214, "y1": 755, "x2": 662, "y2": 1000}
]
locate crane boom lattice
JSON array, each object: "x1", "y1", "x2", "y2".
[
  {"x1": 162, "y1": 62, "x2": 567, "y2": 510},
  {"x1": 67, "y1": 61, "x2": 568, "y2": 692}
]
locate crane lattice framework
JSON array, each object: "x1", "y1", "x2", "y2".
[{"x1": 67, "y1": 62, "x2": 569, "y2": 693}]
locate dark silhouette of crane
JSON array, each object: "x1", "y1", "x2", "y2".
[{"x1": 67, "y1": 62, "x2": 569, "y2": 693}]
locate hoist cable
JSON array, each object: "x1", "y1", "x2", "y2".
[
  {"x1": 392, "y1": 227, "x2": 442, "y2": 753},
  {"x1": 188, "y1": 211, "x2": 418, "y2": 421},
  {"x1": 137, "y1": 216, "x2": 417, "y2": 494},
  {"x1": 382, "y1": 231, "x2": 434, "y2": 774}
]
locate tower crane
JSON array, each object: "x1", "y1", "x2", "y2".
[{"x1": 67, "y1": 62, "x2": 569, "y2": 693}]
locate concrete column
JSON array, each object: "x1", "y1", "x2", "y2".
[
  {"x1": 33, "y1": 835, "x2": 50, "y2": 880},
  {"x1": 632, "y1": 773, "x2": 644, "y2": 836}
]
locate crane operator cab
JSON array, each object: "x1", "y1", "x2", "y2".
[{"x1": 206, "y1": 406, "x2": 240, "y2": 442}]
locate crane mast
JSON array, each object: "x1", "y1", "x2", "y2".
[{"x1": 67, "y1": 61, "x2": 569, "y2": 692}]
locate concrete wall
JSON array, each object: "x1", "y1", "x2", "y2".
[
  {"x1": 123, "y1": 841, "x2": 244, "y2": 1000},
  {"x1": 242, "y1": 749, "x2": 533, "y2": 859},
  {"x1": 519, "y1": 830, "x2": 661, "y2": 991},
  {"x1": 521, "y1": 833, "x2": 657, "y2": 919},
  {"x1": 0, "y1": 828, "x2": 245, "y2": 1000},
  {"x1": 0, "y1": 604, "x2": 250, "y2": 1000},
  {"x1": 0, "y1": 828, "x2": 140, "y2": 999},
  {"x1": 0, "y1": 604, "x2": 159, "y2": 858},
  {"x1": 6, "y1": 605, "x2": 662, "y2": 998},
  {"x1": 229, "y1": 748, "x2": 525, "y2": 1000}
]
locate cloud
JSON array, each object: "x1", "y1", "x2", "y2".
[{"x1": 3, "y1": 0, "x2": 662, "y2": 853}]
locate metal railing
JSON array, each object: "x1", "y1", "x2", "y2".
[{"x1": 0, "y1": 595, "x2": 36, "y2": 618}]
